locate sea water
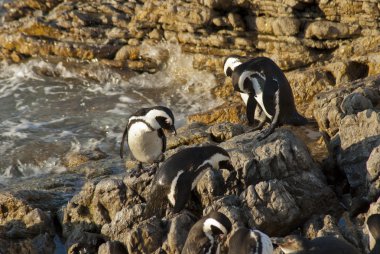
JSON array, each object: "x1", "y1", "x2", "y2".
[{"x1": 0, "y1": 42, "x2": 222, "y2": 184}]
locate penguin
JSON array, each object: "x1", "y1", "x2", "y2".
[
  {"x1": 228, "y1": 227, "x2": 273, "y2": 254},
  {"x1": 224, "y1": 56, "x2": 308, "y2": 140},
  {"x1": 145, "y1": 145, "x2": 234, "y2": 218},
  {"x1": 367, "y1": 214, "x2": 380, "y2": 254},
  {"x1": 182, "y1": 211, "x2": 232, "y2": 254},
  {"x1": 119, "y1": 106, "x2": 176, "y2": 169},
  {"x1": 271, "y1": 235, "x2": 360, "y2": 254}
]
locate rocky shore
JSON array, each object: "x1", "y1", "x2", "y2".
[{"x1": 0, "y1": 0, "x2": 380, "y2": 253}]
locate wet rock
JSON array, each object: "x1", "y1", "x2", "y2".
[
  {"x1": 98, "y1": 241, "x2": 127, "y2": 254},
  {"x1": 63, "y1": 148, "x2": 108, "y2": 168}
]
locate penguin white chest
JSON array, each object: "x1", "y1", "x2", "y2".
[
  {"x1": 249, "y1": 77, "x2": 272, "y2": 119},
  {"x1": 127, "y1": 122, "x2": 163, "y2": 163}
]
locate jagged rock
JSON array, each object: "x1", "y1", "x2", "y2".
[
  {"x1": 195, "y1": 169, "x2": 226, "y2": 208},
  {"x1": 0, "y1": 233, "x2": 55, "y2": 254},
  {"x1": 63, "y1": 148, "x2": 108, "y2": 168},
  {"x1": 98, "y1": 241, "x2": 127, "y2": 254},
  {"x1": 126, "y1": 217, "x2": 164, "y2": 254},
  {"x1": 337, "y1": 110, "x2": 380, "y2": 196},
  {"x1": 305, "y1": 21, "x2": 360, "y2": 40},
  {"x1": 304, "y1": 214, "x2": 343, "y2": 239},
  {"x1": 313, "y1": 75, "x2": 380, "y2": 136},
  {"x1": 165, "y1": 212, "x2": 196, "y2": 254},
  {"x1": 206, "y1": 122, "x2": 246, "y2": 142},
  {"x1": 65, "y1": 228, "x2": 106, "y2": 254},
  {"x1": 367, "y1": 145, "x2": 380, "y2": 200},
  {"x1": 123, "y1": 172, "x2": 154, "y2": 202},
  {"x1": 62, "y1": 179, "x2": 126, "y2": 237},
  {"x1": 0, "y1": 192, "x2": 53, "y2": 238},
  {"x1": 167, "y1": 122, "x2": 211, "y2": 150}
]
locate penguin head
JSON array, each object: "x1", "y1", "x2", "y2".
[
  {"x1": 271, "y1": 235, "x2": 308, "y2": 253},
  {"x1": 224, "y1": 56, "x2": 242, "y2": 77},
  {"x1": 204, "y1": 146, "x2": 234, "y2": 171},
  {"x1": 133, "y1": 106, "x2": 176, "y2": 133},
  {"x1": 203, "y1": 211, "x2": 232, "y2": 239}
]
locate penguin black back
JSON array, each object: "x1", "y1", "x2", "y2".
[
  {"x1": 182, "y1": 211, "x2": 232, "y2": 254},
  {"x1": 224, "y1": 56, "x2": 307, "y2": 140},
  {"x1": 228, "y1": 227, "x2": 273, "y2": 254},
  {"x1": 145, "y1": 145, "x2": 233, "y2": 218}
]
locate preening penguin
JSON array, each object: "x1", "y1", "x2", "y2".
[
  {"x1": 145, "y1": 145, "x2": 234, "y2": 218},
  {"x1": 367, "y1": 214, "x2": 380, "y2": 254},
  {"x1": 271, "y1": 235, "x2": 360, "y2": 254},
  {"x1": 228, "y1": 227, "x2": 273, "y2": 254},
  {"x1": 182, "y1": 211, "x2": 232, "y2": 254},
  {"x1": 224, "y1": 56, "x2": 308, "y2": 140},
  {"x1": 120, "y1": 106, "x2": 176, "y2": 169}
]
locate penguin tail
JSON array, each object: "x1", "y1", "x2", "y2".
[{"x1": 144, "y1": 184, "x2": 168, "y2": 219}]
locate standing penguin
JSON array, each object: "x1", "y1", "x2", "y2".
[
  {"x1": 228, "y1": 227, "x2": 273, "y2": 254},
  {"x1": 271, "y1": 235, "x2": 360, "y2": 254},
  {"x1": 120, "y1": 106, "x2": 176, "y2": 169},
  {"x1": 182, "y1": 211, "x2": 232, "y2": 254},
  {"x1": 224, "y1": 56, "x2": 308, "y2": 140},
  {"x1": 367, "y1": 214, "x2": 380, "y2": 254},
  {"x1": 145, "y1": 145, "x2": 234, "y2": 218}
]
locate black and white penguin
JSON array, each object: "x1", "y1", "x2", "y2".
[
  {"x1": 145, "y1": 145, "x2": 234, "y2": 218},
  {"x1": 120, "y1": 106, "x2": 176, "y2": 169},
  {"x1": 224, "y1": 56, "x2": 308, "y2": 140},
  {"x1": 182, "y1": 211, "x2": 232, "y2": 254},
  {"x1": 367, "y1": 214, "x2": 380, "y2": 254},
  {"x1": 228, "y1": 227, "x2": 273, "y2": 254},
  {"x1": 271, "y1": 235, "x2": 360, "y2": 254}
]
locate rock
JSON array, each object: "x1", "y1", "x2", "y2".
[
  {"x1": 313, "y1": 75, "x2": 380, "y2": 136},
  {"x1": 204, "y1": 195, "x2": 250, "y2": 230},
  {"x1": 187, "y1": 102, "x2": 245, "y2": 125},
  {"x1": 304, "y1": 214, "x2": 343, "y2": 239},
  {"x1": 367, "y1": 145, "x2": 380, "y2": 200},
  {"x1": 62, "y1": 179, "x2": 126, "y2": 237},
  {"x1": 98, "y1": 241, "x2": 127, "y2": 254},
  {"x1": 0, "y1": 233, "x2": 55, "y2": 254},
  {"x1": 338, "y1": 110, "x2": 380, "y2": 195},
  {"x1": 195, "y1": 169, "x2": 226, "y2": 208},
  {"x1": 126, "y1": 217, "x2": 164, "y2": 254},
  {"x1": 165, "y1": 212, "x2": 196, "y2": 254},
  {"x1": 123, "y1": 172, "x2": 154, "y2": 202},
  {"x1": 0, "y1": 192, "x2": 54, "y2": 238},
  {"x1": 305, "y1": 21, "x2": 360, "y2": 40},
  {"x1": 206, "y1": 122, "x2": 246, "y2": 142},
  {"x1": 65, "y1": 228, "x2": 106, "y2": 254},
  {"x1": 167, "y1": 122, "x2": 211, "y2": 150}
]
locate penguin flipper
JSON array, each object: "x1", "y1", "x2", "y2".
[
  {"x1": 257, "y1": 82, "x2": 280, "y2": 141},
  {"x1": 120, "y1": 124, "x2": 129, "y2": 159},
  {"x1": 246, "y1": 94, "x2": 257, "y2": 126},
  {"x1": 144, "y1": 183, "x2": 168, "y2": 219},
  {"x1": 173, "y1": 173, "x2": 192, "y2": 214}
]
